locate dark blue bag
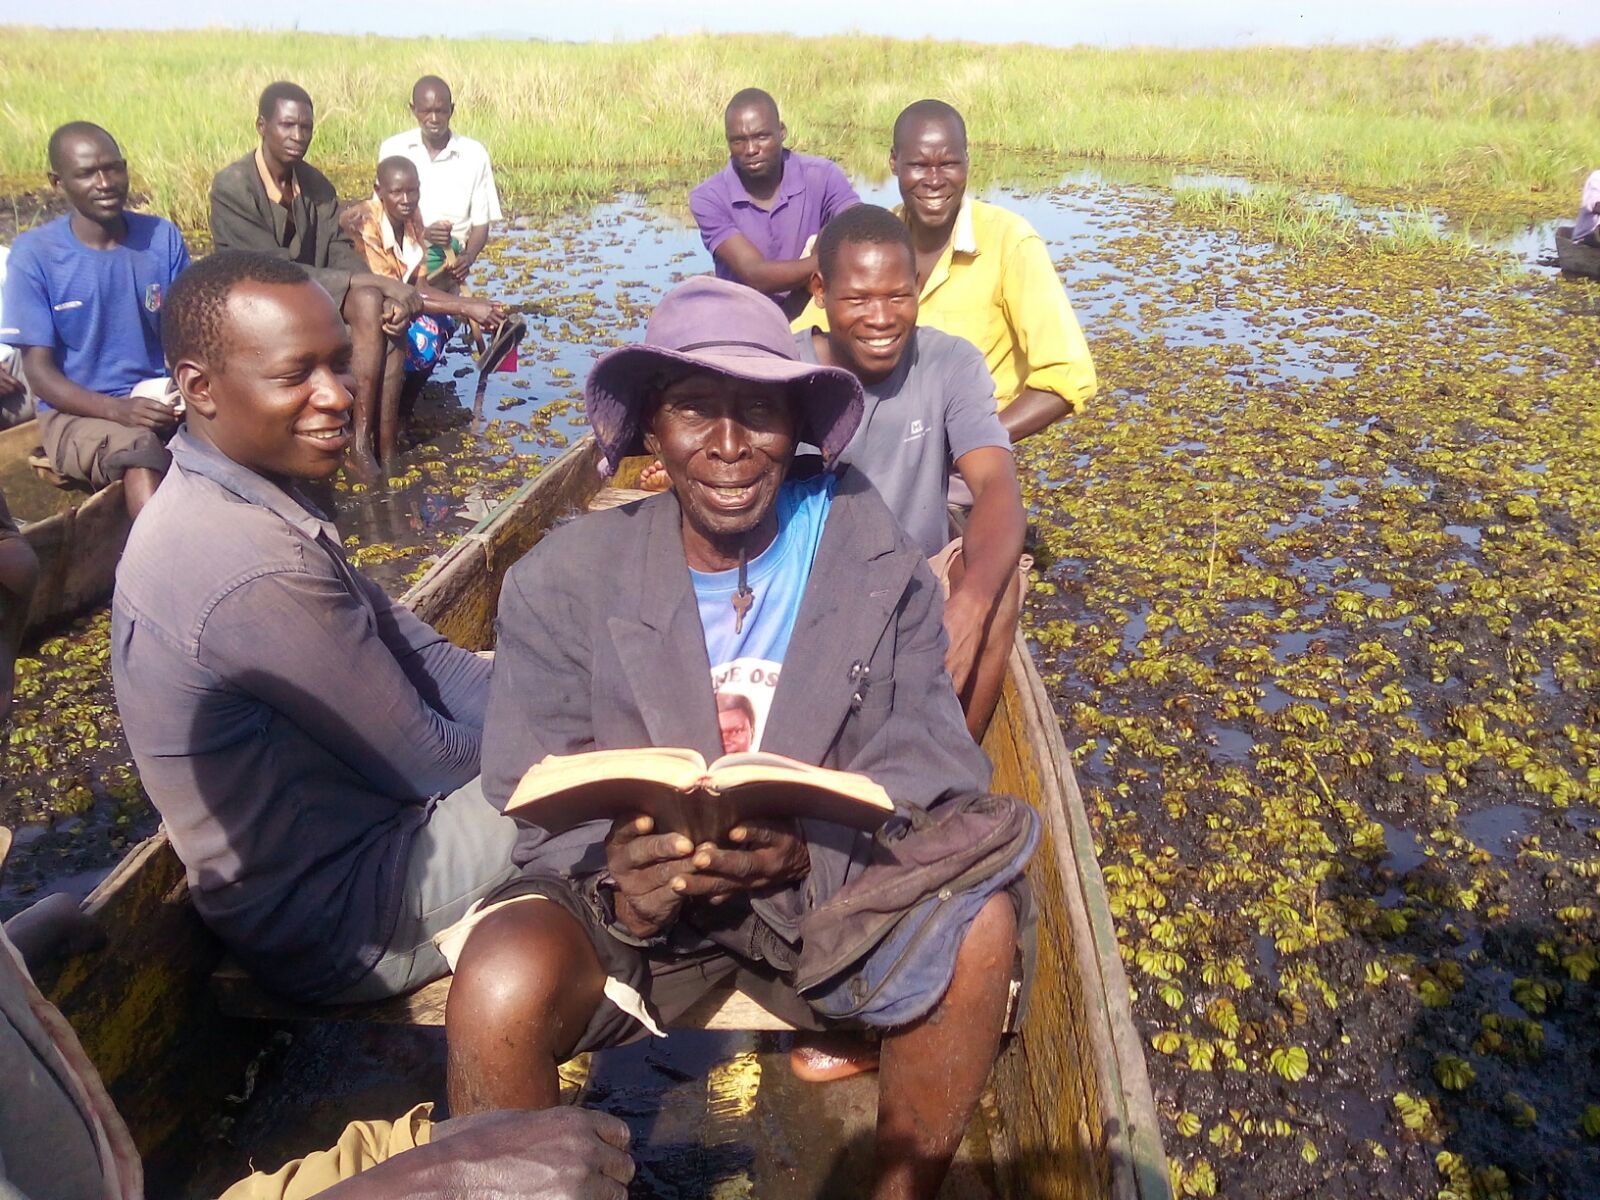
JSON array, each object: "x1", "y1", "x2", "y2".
[{"x1": 793, "y1": 791, "x2": 1038, "y2": 1027}]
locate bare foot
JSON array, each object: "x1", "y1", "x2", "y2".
[
  {"x1": 638, "y1": 459, "x2": 670, "y2": 492},
  {"x1": 789, "y1": 1032, "x2": 880, "y2": 1082},
  {"x1": 345, "y1": 446, "x2": 382, "y2": 486}
]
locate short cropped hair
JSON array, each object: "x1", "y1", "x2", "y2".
[
  {"x1": 258, "y1": 81, "x2": 313, "y2": 121},
  {"x1": 815, "y1": 204, "x2": 915, "y2": 280},
  {"x1": 411, "y1": 75, "x2": 452, "y2": 104},
  {"x1": 725, "y1": 87, "x2": 779, "y2": 124},
  {"x1": 377, "y1": 155, "x2": 420, "y2": 186},
  {"x1": 47, "y1": 121, "x2": 117, "y2": 174},
  {"x1": 163, "y1": 251, "x2": 312, "y2": 370},
  {"x1": 892, "y1": 99, "x2": 967, "y2": 152}
]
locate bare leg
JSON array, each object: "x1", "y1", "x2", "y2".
[
  {"x1": 341, "y1": 285, "x2": 386, "y2": 484},
  {"x1": 0, "y1": 536, "x2": 40, "y2": 718},
  {"x1": 377, "y1": 341, "x2": 407, "y2": 470},
  {"x1": 445, "y1": 900, "x2": 607, "y2": 1115},
  {"x1": 872, "y1": 893, "x2": 1016, "y2": 1200},
  {"x1": 122, "y1": 467, "x2": 163, "y2": 519}
]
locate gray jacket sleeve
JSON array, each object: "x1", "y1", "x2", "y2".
[{"x1": 208, "y1": 166, "x2": 356, "y2": 310}]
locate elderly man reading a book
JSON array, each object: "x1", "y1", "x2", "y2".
[{"x1": 441, "y1": 276, "x2": 1027, "y2": 1200}]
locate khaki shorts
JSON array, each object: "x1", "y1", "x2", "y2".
[
  {"x1": 435, "y1": 874, "x2": 834, "y2": 1056},
  {"x1": 39, "y1": 381, "x2": 174, "y2": 489},
  {"x1": 218, "y1": 1104, "x2": 433, "y2": 1200},
  {"x1": 927, "y1": 537, "x2": 1033, "y2": 597}
]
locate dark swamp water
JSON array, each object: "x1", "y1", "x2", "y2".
[{"x1": 2, "y1": 163, "x2": 1597, "y2": 1198}]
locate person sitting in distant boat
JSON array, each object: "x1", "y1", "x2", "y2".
[
  {"x1": 340, "y1": 156, "x2": 509, "y2": 441},
  {"x1": 0, "y1": 488, "x2": 39, "y2": 718},
  {"x1": 1574, "y1": 169, "x2": 1600, "y2": 246},
  {"x1": 793, "y1": 99, "x2": 1096, "y2": 451},
  {"x1": 111, "y1": 251, "x2": 527, "y2": 1011},
  {"x1": 210, "y1": 81, "x2": 421, "y2": 480},
  {"x1": 439, "y1": 276, "x2": 1024, "y2": 1200},
  {"x1": 380, "y1": 75, "x2": 503, "y2": 287},
  {"x1": 0, "y1": 245, "x2": 37, "y2": 429},
  {"x1": 0, "y1": 123, "x2": 190, "y2": 517},
  {"x1": 0, "y1": 827, "x2": 636, "y2": 1200},
  {"x1": 689, "y1": 88, "x2": 860, "y2": 319}
]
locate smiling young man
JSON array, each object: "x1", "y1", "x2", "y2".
[
  {"x1": 797, "y1": 203, "x2": 1024, "y2": 742},
  {"x1": 0, "y1": 122, "x2": 189, "y2": 517},
  {"x1": 341, "y1": 156, "x2": 508, "y2": 457},
  {"x1": 439, "y1": 277, "x2": 1023, "y2": 1200},
  {"x1": 110, "y1": 251, "x2": 523, "y2": 1007},
  {"x1": 211, "y1": 82, "x2": 421, "y2": 480},
  {"x1": 688, "y1": 88, "x2": 859, "y2": 317},
  {"x1": 795, "y1": 99, "x2": 1096, "y2": 445},
  {"x1": 380, "y1": 76, "x2": 503, "y2": 286}
]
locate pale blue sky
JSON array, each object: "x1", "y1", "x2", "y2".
[{"x1": 7, "y1": 0, "x2": 1596, "y2": 45}]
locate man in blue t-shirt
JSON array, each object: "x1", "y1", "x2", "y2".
[{"x1": 0, "y1": 123, "x2": 190, "y2": 517}]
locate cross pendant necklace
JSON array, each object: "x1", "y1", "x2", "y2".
[{"x1": 731, "y1": 544, "x2": 753, "y2": 635}]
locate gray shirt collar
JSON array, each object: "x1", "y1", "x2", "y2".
[{"x1": 167, "y1": 428, "x2": 339, "y2": 543}]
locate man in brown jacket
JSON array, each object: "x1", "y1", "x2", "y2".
[{"x1": 210, "y1": 81, "x2": 420, "y2": 480}]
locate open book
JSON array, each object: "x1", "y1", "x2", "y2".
[{"x1": 506, "y1": 747, "x2": 895, "y2": 843}]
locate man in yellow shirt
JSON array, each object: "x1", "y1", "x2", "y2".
[{"x1": 795, "y1": 99, "x2": 1095, "y2": 443}]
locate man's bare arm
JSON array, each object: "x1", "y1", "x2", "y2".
[
  {"x1": 18, "y1": 347, "x2": 175, "y2": 430},
  {"x1": 945, "y1": 446, "x2": 1026, "y2": 689},
  {"x1": 999, "y1": 387, "x2": 1070, "y2": 443},
  {"x1": 711, "y1": 233, "x2": 816, "y2": 296}
]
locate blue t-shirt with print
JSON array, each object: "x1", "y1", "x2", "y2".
[
  {"x1": 0, "y1": 212, "x2": 190, "y2": 404},
  {"x1": 691, "y1": 474, "x2": 833, "y2": 753}
]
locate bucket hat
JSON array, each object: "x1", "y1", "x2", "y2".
[{"x1": 585, "y1": 276, "x2": 862, "y2": 473}]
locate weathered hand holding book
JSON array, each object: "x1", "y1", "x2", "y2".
[{"x1": 506, "y1": 747, "x2": 895, "y2": 843}]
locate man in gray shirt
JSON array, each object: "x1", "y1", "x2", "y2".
[
  {"x1": 111, "y1": 251, "x2": 519, "y2": 1006},
  {"x1": 795, "y1": 203, "x2": 1025, "y2": 742}
]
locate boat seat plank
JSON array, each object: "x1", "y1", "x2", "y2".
[{"x1": 210, "y1": 959, "x2": 795, "y2": 1031}]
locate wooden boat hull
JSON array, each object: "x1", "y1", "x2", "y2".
[
  {"x1": 0, "y1": 418, "x2": 132, "y2": 633},
  {"x1": 39, "y1": 436, "x2": 1170, "y2": 1198},
  {"x1": 1555, "y1": 225, "x2": 1600, "y2": 280}
]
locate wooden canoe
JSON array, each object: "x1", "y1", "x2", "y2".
[
  {"x1": 37, "y1": 435, "x2": 1170, "y2": 1199},
  {"x1": 0, "y1": 417, "x2": 132, "y2": 633},
  {"x1": 1555, "y1": 225, "x2": 1600, "y2": 280}
]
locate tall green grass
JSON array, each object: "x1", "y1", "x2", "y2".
[
  {"x1": 0, "y1": 28, "x2": 1595, "y2": 231},
  {"x1": 1171, "y1": 185, "x2": 1484, "y2": 256}
]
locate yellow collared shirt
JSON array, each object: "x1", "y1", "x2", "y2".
[{"x1": 795, "y1": 198, "x2": 1096, "y2": 411}]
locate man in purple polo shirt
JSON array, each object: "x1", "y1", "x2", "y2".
[{"x1": 688, "y1": 88, "x2": 859, "y2": 318}]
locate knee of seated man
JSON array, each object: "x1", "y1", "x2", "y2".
[
  {"x1": 343, "y1": 283, "x2": 384, "y2": 328},
  {"x1": 958, "y1": 891, "x2": 1018, "y2": 968},
  {"x1": 450, "y1": 901, "x2": 605, "y2": 1029}
]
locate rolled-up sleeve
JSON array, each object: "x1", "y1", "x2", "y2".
[
  {"x1": 819, "y1": 160, "x2": 861, "y2": 224},
  {"x1": 1001, "y1": 233, "x2": 1097, "y2": 411},
  {"x1": 689, "y1": 179, "x2": 738, "y2": 257},
  {"x1": 198, "y1": 570, "x2": 483, "y2": 800}
]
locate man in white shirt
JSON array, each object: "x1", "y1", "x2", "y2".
[{"x1": 379, "y1": 76, "x2": 502, "y2": 286}]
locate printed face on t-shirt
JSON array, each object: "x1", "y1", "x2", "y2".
[{"x1": 719, "y1": 705, "x2": 755, "y2": 754}]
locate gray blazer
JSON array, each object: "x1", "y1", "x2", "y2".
[
  {"x1": 209, "y1": 151, "x2": 365, "y2": 309},
  {"x1": 481, "y1": 467, "x2": 991, "y2": 946}
]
